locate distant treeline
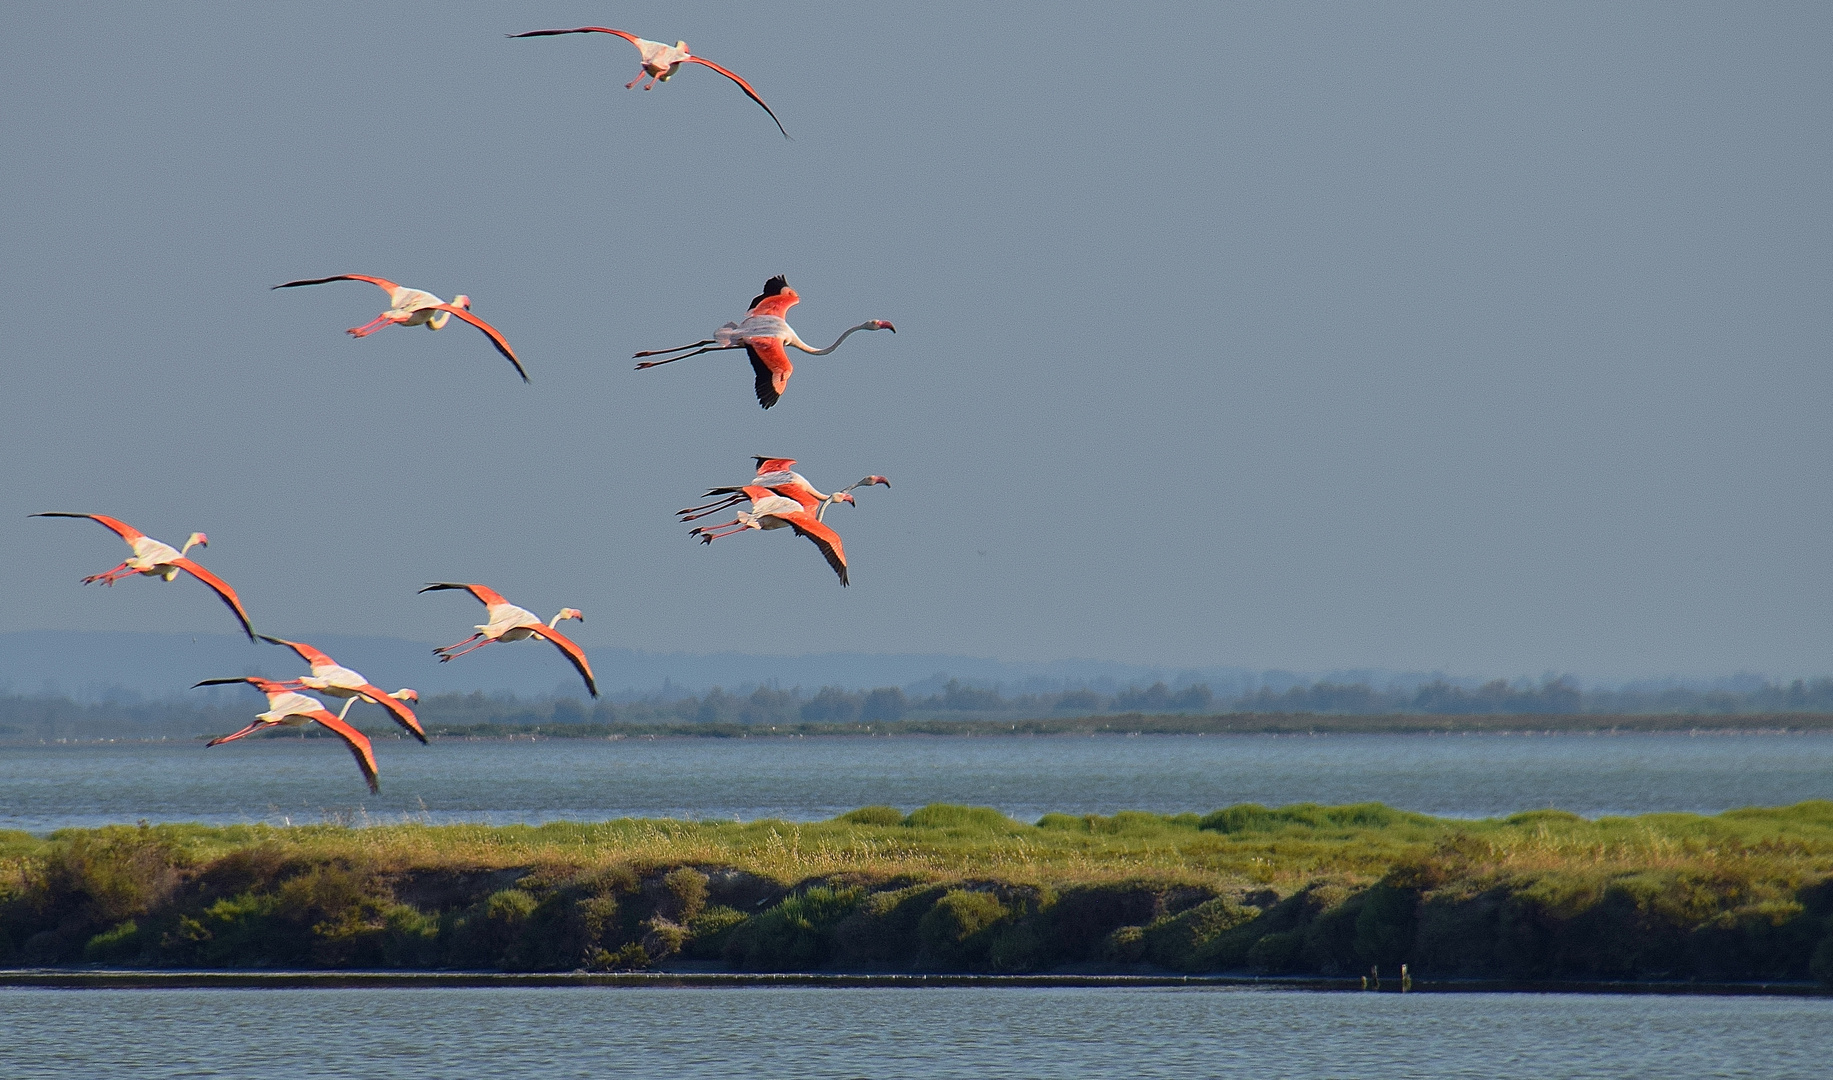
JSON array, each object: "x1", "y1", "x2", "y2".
[{"x1": 11, "y1": 676, "x2": 1833, "y2": 739}]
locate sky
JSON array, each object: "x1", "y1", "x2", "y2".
[{"x1": 2, "y1": 2, "x2": 1830, "y2": 684}]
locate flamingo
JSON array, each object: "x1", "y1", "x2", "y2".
[
  {"x1": 634, "y1": 276, "x2": 894, "y2": 408},
  {"x1": 195, "y1": 676, "x2": 382, "y2": 793},
  {"x1": 272, "y1": 275, "x2": 529, "y2": 382},
  {"x1": 683, "y1": 462, "x2": 888, "y2": 585},
  {"x1": 257, "y1": 635, "x2": 427, "y2": 743},
  {"x1": 419, "y1": 583, "x2": 597, "y2": 697},
  {"x1": 30, "y1": 513, "x2": 255, "y2": 640},
  {"x1": 678, "y1": 457, "x2": 890, "y2": 526},
  {"x1": 509, "y1": 26, "x2": 789, "y2": 139}
]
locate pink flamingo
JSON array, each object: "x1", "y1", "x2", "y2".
[
  {"x1": 635, "y1": 276, "x2": 894, "y2": 408},
  {"x1": 272, "y1": 274, "x2": 529, "y2": 382},
  {"x1": 258, "y1": 635, "x2": 426, "y2": 743},
  {"x1": 419, "y1": 583, "x2": 597, "y2": 697},
  {"x1": 31, "y1": 513, "x2": 255, "y2": 640},
  {"x1": 510, "y1": 26, "x2": 789, "y2": 138},
  {"x1": 196, "y1": 676, "x2": 383, "y2": 793}
]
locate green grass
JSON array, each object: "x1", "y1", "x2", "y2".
[{"x1": 4, "y1": 802, "x2": 1833, "y2": 981}]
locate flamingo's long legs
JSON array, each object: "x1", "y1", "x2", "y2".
[
  {"x1": 634, "y1": 345, "x2": 741, "y2": 369},
  {"x1": 347, "y1": 314, "x2": 403, "y2": 337},
  {"x1": 81, "y1": 563, "x2": 135, "y2": 586},
  {"x1": 692, "y1": 519, "x2": 757, "y2": 543},
  {"x1": 679, "y1": 497, "x2": 747, "y2": 522},
  {"x1": 433, "y1": 632, "x2": 484, "y2": 655},
  {"x1": 437, "y1": 637, "x2": 497, "y2": 662},
  {"x1": 634, "y1": 339, "x2": 716, "y2": 359}
]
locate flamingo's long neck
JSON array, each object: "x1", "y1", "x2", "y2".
[
  {"x1": 792, "y1": 323, "x2": 882, "y2": 356},
  {"x1": 180, "y1": 537, "x2": 202, "y2": 556}
]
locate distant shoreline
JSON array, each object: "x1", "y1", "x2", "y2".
[
  {"x1": 10, "y1": 711, "x2": 1833, "y2": 744},
  {"x1": 2, "y1": 968, "x2": 1825, "y2": 997}
]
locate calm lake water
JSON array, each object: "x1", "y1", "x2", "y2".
[
  {"x1": 2, "y1": 986, "x2": 1826, "y2": 1079},
  {"x1": 2, "y1": 733, "x2": 1830, "y2": 832}
]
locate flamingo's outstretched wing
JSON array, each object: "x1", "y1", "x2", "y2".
[
  {"x1": 431, "y1": 304, "x2": 529, "y2": 383},
  {"x1": 508, "y1": 26, "x2": 643, "y2": 49},
  {"x1": 272, "y1": 274, "x2": 400, "y2": 294},
  {"x1": 746, "y1": 340, "x2": 792, "y2": 410},
  {"x1": 351, "y1": 682, "x2": 427, "y2": 744},
  {"x1": 312, "y1": 710, "x2": 381, "y2": 793},
  {"x1": 526, "y1": 624, "x2": 598, "y2": 698},
  {"x1": 168, "y1": 558, "x2": 255, "y2": 640},
  {"x1": 193, "y1": 676, "x2": 279, "y2": 691},
  {"x1": 258, "y1": 634, "x2": 336, "y2": 669},
  {"x1": 681, "y1": 56, "x2": 790, "y2": 139},
  {"x1": 752, "y1": 457, "x2": 798, "y2": 476},
  {"x1": 31, "y1": 513, "x2": 146, "y2": 545},
  {"x1": 779, "y1": 510, "x2": 850, "y2": 586},
  {"x1": 205, "y1": 719, "x2": 272, "y2": 747},
  {"x1": 420, "y1": 582, "x2": 510, "y2": 607}
]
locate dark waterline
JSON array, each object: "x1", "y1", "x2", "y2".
[
  {"x1": 2, "y1": 985, "x2": 1826, "y2": 1079},
  {"x1": 3, "y1": 732, "x2": 1830, "y2": 832}
]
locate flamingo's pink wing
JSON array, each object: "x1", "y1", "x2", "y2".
[
  {"x1": 680, "y1": 57, "x2": 789, "y2": 139},
  {"x1": 272, "y1": 274, "x2": 400, "y2": 294},
  {"x1": 432, "y1": 304, "x2": 529, "y2": 383},
  {"x1": 312, "y1": 711, "x2": 380, "y2": 793},
  {"x1": 778, "y1": 510, "x2": 849, "y2": 586},
  {"x1": 526, "y1": 624, "x2": 598, "y2": 698},
  {"x1": 421, "y1": 582, "x2": 510, "y2": 607},
  {"x1": 170, "y1": 558, "x2": 256, "y2": 640},
  {"x1": 354, "y1": 682, "x2": 428, "y2": 744},
  {"x1": 745, "y1": 339, "x2": 793, "y2": 410},
  {"x1": 32, "y1": 512, "x2": 146, "y2": 545}
]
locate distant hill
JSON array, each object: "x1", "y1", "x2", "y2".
[{"x1": 0, "y1": 630, "x2": 1294, "y2": 703}]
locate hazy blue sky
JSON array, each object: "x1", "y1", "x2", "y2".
[{"x1": 2, "y1": 2, "x2": 1829, "y2": 681}]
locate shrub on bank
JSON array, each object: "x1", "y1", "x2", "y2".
[{"x1": 4, "y1": 804, "x2": 1833, "y2": 983}]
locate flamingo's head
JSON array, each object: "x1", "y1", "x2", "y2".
[
  {"x1": 392, "y1": 688, "x2": 419, "y2": 704},
  {"x1": 869, "y1": 320, "x2": 896, "y2": 333},
  {"x1": 555, "y1": 608, "x2": 584, "y2": 624},
  {"x1": 832, "y1": 492, "x2": 857, "y2": 508},
  {"x1": 183, "y1": 532, "x2": 209, "y2": 554},
  {"x1": 862, "y1": 475, "x2": 891, "y2": 489}
]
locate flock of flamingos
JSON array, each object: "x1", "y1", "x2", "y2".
[{"x1": 29, "y1": 24, "x2": 896, "y2": 793}]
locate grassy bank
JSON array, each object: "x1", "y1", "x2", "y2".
[{"x1": 5, "y1": 803, "x2": 1833, "y2": 983}]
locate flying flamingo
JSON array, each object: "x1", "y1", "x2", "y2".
[
  {"x1": 419, "y1": 583, "x2": 597, "y2": 697},
  {"x1": 272, "y1": 275, "x2": 529, "y2": 382},
  {"x1": 678, "y1": 457, "x2": 890, "y2": 526},
  {"x1": 257, "y1": 635, "x2": 427, "y2": 743},
  {"x1": 683, "y1": 463, "x2": 889, "y2": 586},
  {"x1": 31, "y1": 513, "x2": 255, "y2": 640},
  {"x1": 635, "y1": 276, "x2": 894, "y2": 408},
  {"x1": 509, "y1": 26, "x2": 790, "y2": 139},
  {"x1": 195, "y1": 677, "x2": 383, "y2": 793}
]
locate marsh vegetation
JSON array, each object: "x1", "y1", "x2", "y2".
[{"x1": 5, "y1": 802, "x2": 1832, "y2": 984}]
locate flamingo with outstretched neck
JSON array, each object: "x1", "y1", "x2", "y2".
[
  {"x1": 635, "y1": 277, "x2": 894, "y2": 408},
  {"x1": 678, "y1": 457, "x2": 890, "y2": 526},
  {"x1": 419, "y1": 583, "x2": 597, "y2": 697},
  {"x1": 196, "y1": 676, "x2": 384, "y2": 793},
  {"x1": 257, "y1": 635, "x2": 426, "y2": 743},
  {"x1": 509, "y1": 26, "x2": 789, "y2": 138},
  {"x1": 31, "y1": 513, "x2": 255, "y2": 640},
  {"x1": 272, "y1": 274, "x2": 529, "y2": 382}
]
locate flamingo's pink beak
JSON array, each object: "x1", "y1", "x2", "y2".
[{"x1": 877, "y1": 321, "x2": 896, "y2": 332}]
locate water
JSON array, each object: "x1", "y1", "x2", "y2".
[
  {"x1": 0, "y1": 985, "x2": 1824, "y2": 1078},
  {"x1": 3, "y1": 732, "x2": 1830, "y2": 832}
]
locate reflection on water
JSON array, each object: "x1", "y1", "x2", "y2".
[
  {"x1": 2, "y1": 732, "x2": 1830, "y2": 832},
  {"x1": 2, "y1": 985, "x2": 1826, "y2": 1080}
]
